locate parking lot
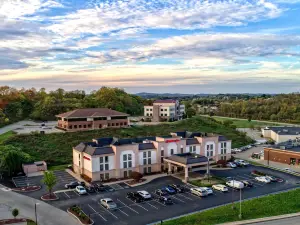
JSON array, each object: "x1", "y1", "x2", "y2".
[{"x1": 46, "y1": 165, "x2": 300, "y2": 225}]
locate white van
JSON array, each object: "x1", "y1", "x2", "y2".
[{"x1": 226, "y1": 180, "x2": 245, "y2": 189}]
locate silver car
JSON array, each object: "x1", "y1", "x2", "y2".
[{"x1": 100, "y1": 198, "x2": 117, "y2": 210}]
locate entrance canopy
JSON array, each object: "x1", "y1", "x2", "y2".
[{"x1": 164, "y1": 153, "x2": 210, "y2": 183}]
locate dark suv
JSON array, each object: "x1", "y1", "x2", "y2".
[
  {"x1": 169, "y1": 184, "x2": 185, "y2": 193},
  {"x1": 159, "y1": 196, "x2": 173, "y2": 205},
  {"x1": 126, "y1": 192, "x2": 144, "y2": 203},
  {"x1": 65, "y1": 181, "x2": 85, "y2": 189}
]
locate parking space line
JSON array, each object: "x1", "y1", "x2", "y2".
[
  {"x1": 118, "y1": 208, "x2": 129, "y2": 216},
  {"x1": 146, "y1": 202, "x2": 159, "y2": 209},
  {"x1": 64, "y1": 192, "x2": 70, "y2": 198},
  {"x1": 177, "y1": 193, "x2": 193, "y2": 200},
  {"x1": 73, "y1": 190, "x2": 80, "y2": 196},
  {"x1": 99, "y1": 203, "x2": 118, "y2": 219},
  {"x1": 117, "y1": 199, "x2": 139, "y2": 214},
  {"x1": 169, "y1": 195, "x2": 185, "y2": 203},
  {"x1": 134, "y1": 203, "x2": 149, "y2": 211},
  {"x1": 88, "y1": 204, "x2": 107, "y2": 221}
]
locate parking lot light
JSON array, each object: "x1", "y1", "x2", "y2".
[
  {"x1": 239, "y1": 188, "x2": 242, "y2": 219},
  {"x1": 35, "y1": 202, "x2": 40, "y2": 225}
]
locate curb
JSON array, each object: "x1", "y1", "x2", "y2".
[
  {"x1": 41, "y1": 193, "x2": 59, "y2": 201},
  {"x1": 13, "y1": 186, "x2": 41, "y2": 193},
  {"x1": 67, "y1": 209, "x2": 94, "y2": 225}
]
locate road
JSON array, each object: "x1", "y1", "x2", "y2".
[
  {"x1": 0, "y1": 185, "x2": 79, "y2": 225},
  {"x1": 253, "y1": 216, "x2": 300, "y2": 225}
]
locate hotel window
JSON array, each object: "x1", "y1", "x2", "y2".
[
  {"x1": 189, "y1": 146, "x2": 196, "y2": 153},
  {"x1": 79, "y1": 125, "x2": 82, "y2": 128},
  {"x1": 99, "y1": 156, "x2": 109, "y2": 171},
  {"x1": 221, "y1": 142, "x2": 227, "y2": 154},
  {"x1": 170, "y1": 149, "x2": 174, "y2": 155},
  {"x1": 146, "y1": 108, "x2": 149, "y2": 111},
  {"x1": 69, "y1": 125, "x2": 72, "y2": 129},
  {"x1": 206, "y1": 144, "x2": 214, "y2": 157},
  {"x1": 143, "y1": 151, "x2": 152, "y2": 165},
  {"x1": 116, "y1": 123, "x2": 119, "y2": 126},
  {"x1": 164, "y1": 109, "x2": 167, "y2": 111},
  {"x1": 150, "y1": 108, "x2": 152, "y2": 111},
  {"x1": 123, "y1": 154, "x2": 132, "y2": 168},
  {"x1": 147, "y1": 113, "x2": 149, "y2": 116},
  {"x1": 83, "y1": 125, "x2": 86, "y2": 128},
  {"x1": 74, "y1": 125, "x2": 77, "y2": 129},
  {"x1": 161, "y1": 109, "x2": 163, "y2": 111},
  {"x1": 148, "y1": 167, "x2": 152, "y2": 173},
  {"x1": 165, "y1": 114, "x2": 167, "y2": 116},
  {"x1": 105, "y1": 173, "x2": 109, "y2": 180}
]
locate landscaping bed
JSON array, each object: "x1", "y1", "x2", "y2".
[
  {"x1": 41, "y1": 193, "x2": 59, "y2": 201},
  {"x1": 0, "y1": 218, "x2": 31, "y2": 225},
  {"x1": 13, "y1": 186, "x2": 41, "y2": 192},
  {"x1": 251, "y1": 170, "x2": 266, "y2": 176},
  {"x1": 189, "y1": 176, "x2": 226, "y2": 187},
  {"x1": 161, "y1": 188, "x2": 300, "y2": 225},
  {"x1": 68, "y1": 205, "x2": 93, "y2": 225},
  {"x1": 126, "y1": 178, "x2": 146, "y2": 186}
]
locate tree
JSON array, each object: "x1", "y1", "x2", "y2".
[
  {"x1": 248, "y1": 116, "x2": 252, "y2": 122},
  {"x1": 12, "y1": 208, "x2": 19, "y2": 219},
  {"x1": 130, "y1": 171, "x2": 143, "y2": 182},
  {"x1": 186, "y1": 108, "x2": 196, "y2": 118},
  {"x1": 42, "y1": 171, "x2": 57, "y2": 197}
]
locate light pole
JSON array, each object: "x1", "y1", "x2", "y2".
[
  {"x1": 206, "y1": 157, "x2": 210, "y2": 182},
  {"x1": 231, "y1": 177, "x2": 235, "y2": 209},
  {"x1": 239, "y1": 187, "x2": 242, "y2": 219},
  {"x1": 35, "y1": 203, "x2": 39, "y2": 225}
]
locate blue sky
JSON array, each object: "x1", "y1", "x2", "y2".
[{"x1": 1, "y1": 0, "x2": 300, "y2": 94}]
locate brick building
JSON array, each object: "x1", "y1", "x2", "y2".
[
  {"x1": 264, "y1": 139, "x2": 300, "y2": 166},
  {"x1": 56, "y1": 108, "x2": 129, "y2": 131}
]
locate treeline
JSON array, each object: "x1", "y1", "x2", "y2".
[
  {"x1": 216, "y1": 94, "x2": 300, "y2": 123},
  {"x1": 0, "y1": 86, "x2": 146, "y2": 126}
]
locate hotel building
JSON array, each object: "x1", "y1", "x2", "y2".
[{"x1": 73, "y1": 131, "x2": 232, "y2": 182}]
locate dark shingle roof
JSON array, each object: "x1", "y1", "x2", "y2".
[
  {"x1": 166, "y1": 153, "x2": 208, "y2": 165},
  {"x1": 267, "y1": 127, "x2": 300, "y2": 136},
  {"x1": 138, "y1": 143, "x2": 155, "y2": 150},
  {"x1": 74, "y1": 142, "x2": 114, "y2": 156},
  {"x1": 218, "y1": 136, "x2": 229, "y2": 142},
  {"x1": 271, "y1": 139, "x2": 300, "y2": 153},
  {"x1": 56, "y1": 108, "x2": 128, "y2": 118},
  {"x1": 186, "y1": 138, "x2": 200, "y2": 145},
  {"x1": 173, "y1": 131, "x2": 202, "y2": 138}
]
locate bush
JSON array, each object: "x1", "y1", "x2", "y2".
[
  {"x1": 81, "y1": 174, "x2": 92, "y2": 183},
  {"x1": 251, "y1": 170, "x2": 266, "y2": 176},
  {"x1": 216, "y1": 160, "x2": 227, "y2": 168},
  {"x1": 130, "y1": 171, "x2": 143, "y2": 182},
  {"x1": 12, "y1": 208, "x2": 19, "y2": 219}
]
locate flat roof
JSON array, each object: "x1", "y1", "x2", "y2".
[
  {"x1": 270, "y1": 139, "x2": 300, "y2": 153},
  {"x1": 56, "y1": 108, "x2": 128, "y2": 118},
  {"x1": 165, "y1": 153, "x2": 208, "y2": 165},
  {"x1": 265, "y1": 126, "x2": 300, "y2": 136}
]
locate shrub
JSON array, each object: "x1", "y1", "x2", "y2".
[
  {"x1": 130, "y1": 171, "x2": 143, "y2": 182},
  {"x1": 12, "y1": 208, "x2": 19, "y2": 219},
  {"x1": 81, "y1": 174, "x2": 92, "y2": 183},
  {"x1": 216, "y1": 160, "x2": 227, "y2": 168}
]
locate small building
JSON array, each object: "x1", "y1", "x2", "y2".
[
  {"x1": 264, "y1": 139, "x2": 300, "y2": 166},
  {"x1": 56, "y1": 108, "x2": 129, "y2": 131},
  {"x1": 262, "y1": 126, "x2": 300, "y2": 143},
  {"x1": 144, "y1": 99, "x2": 185, "y2": 122},
  {"x1": 22, "y1": 161, "x2": 47, "y2": 176},
  {"x1": 72, "y1": 131, "x2": 232, "y2": 182}
]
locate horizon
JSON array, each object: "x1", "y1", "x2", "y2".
[{"x1": 1, "y1": 0, "x2": 300, "y2": 93}]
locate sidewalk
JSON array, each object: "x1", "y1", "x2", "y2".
[{"x1": 219, "y1": 212, "x2": 300, "y2": 225}]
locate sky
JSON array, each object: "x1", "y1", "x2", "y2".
[{"x1": 1, "y1": 0, "x2": 300, "y2": 94}]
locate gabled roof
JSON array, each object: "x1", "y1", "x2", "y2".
[
  {"x1": 186, "y1": 138, "x2": 200, "y2": 145},
  {"x1": 56, "y1": 108, "x2": 128, "y2": 118},
  {"x1": 218, "y1": 136, "x2": 229, "y2": 142},
  {"x1": 74, "y1": 142, "x2": 114, "y2": 156}
]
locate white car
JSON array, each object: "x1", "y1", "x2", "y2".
[
  {"x1": 75, "y1": 186, "x2": 87, "y2": 195},
  {"x1": 212, "y1": 184, "x2": 228, "y2": 192},
  {"x1": 100, "y1": 198, "x2": 117, "y2": 209},
  {"x1": 233, "y1": 148, "x2": 242, "y2": 153},
  {"x1": 227, "y1": 162, "x2": 237, "y2": 168},
  {"x1": 235, "y1": 159, "x2": 250, "y2": 166},
  {"x1": 202, "y1": 187, "x2": 213, "y2": 195},
  {"x1": 247, "y1": 145, "x2": 252, "y2": 149},
  {"x1": 137, "y1": 190, "x2": 152, "y2": 200},
  {"x1": 226, "y1": 180, "x2": 245, "y2": 189},
  {"x1": 190, "y1": 188, "x2": 208, "y2": 197},
  {"x1": 255, "y1": 176, "x2": 271, "y2": 183}
]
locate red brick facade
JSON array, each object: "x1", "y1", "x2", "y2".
[{"x1": 264, "y1": 148, "x2": 300, "y2": 165}]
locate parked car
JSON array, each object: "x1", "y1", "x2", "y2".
[
  {"x1": 202, "y1": 187, "x2": 213, "y2": 195},
  {"x1": 247, "y1": 145, "x2": 252, "y2": 149},
  {"x1": 255, "y1": 176, "x2": 271, "y2": 183},
  {"x1": 212, "y1": 184, "x2": 228, "y2": 192},
  {"x1": 227, "y1": 162, "x2": 237, "y2": 168},
  {"x1": 137, "y1": 190, "x2": 152, "y2": 200},
  {"x1": 155, "y1": 189, "x2": 168, "y2": 196},
  {"x1": 234, "y1": 159, "x2": 249, "y2": 166},
  {"x1": 266, "y1": 175, "x2": 277, "y2": 182},
  {"x1": 158, "y1": 196, "x2": 173, "y2": 205},
  {"x1": 75, "y1": 186, "x2": 87, "y2": 195},
  {"x1": 241, "y1": 180, "x2": 253, "y2": 187},
  {"x1": 169, "y1": 184, "x2": 185, "y2": 193},
  {"x1": 164, "y1": 186, "x2": 176, "y2": 194},
  {"x1": 226, "y1": 180, "x2": 245, "y2": 189},
  {"x1": 91, "y1": 182, "x2": 106, "y2": 192},
  {"x1": 86, "y1": 186, "x2": 96, "y2": 193},
  {"x1": 127, "y1": 192, "x2": 144, "y2": 203},
  {"x1": 100, "y1": 198, "x2": 117, "y2": 209},
  {"x1": 234, "y1": 148, "x2": 242, "y2": 153},
  {"x1": 190, "y1": 188, "x2": 208, "y2": 197},
  {"x1": 65, "y1": 181, "x2": 83, "y2": 189}
]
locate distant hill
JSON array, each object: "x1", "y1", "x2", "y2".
[{"x1": 135, "y1": 92, "x2": 209, "y2": 99}]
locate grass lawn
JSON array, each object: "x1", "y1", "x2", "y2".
[
  {"x1": 0, "y1": 131, "x2": 15, "y2": 144},
  {"x1": 4, "y1": 116, "x2": 253, "y2": 166},
  {"x1": 27, "y1": 220, "x2": 37, "y2": 225},
  {"x1": 208, "y1": 116, "x2": 280, "y2": 128},
  {"x1": 162, "y1": 188, "x2": 300, "y2": 225},
  {"x1": 48, "y1": 164, "x2": 69, "y2": 171}
]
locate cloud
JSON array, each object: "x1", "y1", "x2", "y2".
[{"x1": 47, "y1": 0, "x2": 282, "y2": 38}]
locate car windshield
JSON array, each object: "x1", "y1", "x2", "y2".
[
  {"x1": 79, "y1": 187, "x2": 85, "y2": 190},
  {"x1": 107, "y1": 200, "x2": 114, "y2": 204}
]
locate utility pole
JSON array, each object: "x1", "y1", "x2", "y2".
[{"x1": 239, "y1": 187, "x2": 242, "y2": 219}]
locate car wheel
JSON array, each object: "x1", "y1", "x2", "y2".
[{"x1": 134, "y1": 199, "x2": 137, "y2": 203}]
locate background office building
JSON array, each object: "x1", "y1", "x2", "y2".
[
  {"x1": 56, "y1": 108, "x2": 129, "y2": 131},
  {"x1": 73, "y1": 131, "x2": 232, "y2": 182},
  {"x1": 262, "y1": 126, "x2": 300, "y2": 143},
  {"x1": 144, "y1": 99, "x2": 185, "y2": 122},
  {"x1": 264, "y1": 139, "x2": 300, "y2": 166}
]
